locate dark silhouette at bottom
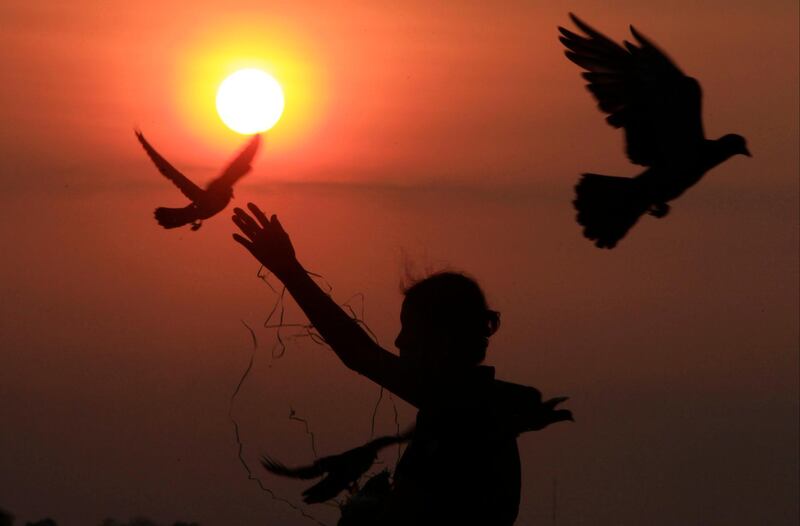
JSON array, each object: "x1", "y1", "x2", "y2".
[
  {"x1": 232, "y1": 203, "x2": 572, "y2": 525},
  {"x1": 0, "y1": 508, "x2": 197, "y2": 526}
]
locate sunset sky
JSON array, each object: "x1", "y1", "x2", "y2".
[{"x1": 1, "y1": 1, "x2": 797, "y2": 525}]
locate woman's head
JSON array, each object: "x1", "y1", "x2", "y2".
[{"x1": 395, "y1": 272, "x2": 500, "y2": 370}]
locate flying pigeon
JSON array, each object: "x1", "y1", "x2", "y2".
[
  {"x1": 135, "y1": 131, "x2": 261, "y2": 230},
  {"x1": 559, "y1": 14, "x2": 750, "y2": 248},
  {"x1": 261, "y1": 429, "x2": 413, "y2": 504}
]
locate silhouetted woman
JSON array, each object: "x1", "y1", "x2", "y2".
[{"x1": 232, "y1": 203, "x2": 571, "y2": 525}]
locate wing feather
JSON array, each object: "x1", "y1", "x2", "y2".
[
  {"x1": 207, "y1": 134, "x2": 262, "y2": 190},
  {"x1": 559, "y1": 14, "x2": 705, "y2": 166},
  {"x1": 261, "y1": 455, "x2": 323, "y2": 480},
  {"x1": 135, "y1": 131, "x2": 203, "y2": 201}
]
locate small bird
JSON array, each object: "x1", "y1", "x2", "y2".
[
  {"x1": 261, "y1": 429, "x2": 413, "y2": 504},
  {"x1": 559, "y1": 14, "x2": 750, "y2": 248},
  {"x1": 135, "y1": 131, "x2": 261, "y2": 230}
]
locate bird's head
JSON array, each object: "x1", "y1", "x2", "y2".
[{"x1": 717, "y1": 134, "x2": 752, "y2": 158}]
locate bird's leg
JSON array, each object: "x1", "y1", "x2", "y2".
[
  {"x1": 648, "y1": 203, "x2": 670, "y2": 218},
  {"x1": 190, "y1": 220, "x2": 203, "y2": 231}
]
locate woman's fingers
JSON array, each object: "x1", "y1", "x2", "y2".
[
  {"x1": 232, "y1": 233, "x2": 255, "y2": 253},
  {"x1": 233, "y1": 207, "x2": 258, "y2": 228},
  {"x1": 240, "y1": 203, "x2": 287, "y2": 237},
  {"x1": 270, "y1": 214, "x2": 286, "y2": 233},
  {"x1": 231, "y1": 213, "x2": 250, "y2": 234},
  {"x1": 232, "y1": 216, "x2": 260, "y2": 242},
  {"x1": 233, "y1": 208, "x2": 261, "y2": 238},
  {"x1": 247, "y1": 202, "x2": 271, "y2": 229}
]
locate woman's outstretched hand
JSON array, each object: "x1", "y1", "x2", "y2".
[{"x1": 232, "y1": 203, "x2": 300, "y2": 279}]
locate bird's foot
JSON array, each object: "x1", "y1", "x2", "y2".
[
  {"x1": 648, "y1": 203, "x2": 670, "y2": 218},
  {"x1": 190, "y1": 221, "x2": 202, "y2": 231}
]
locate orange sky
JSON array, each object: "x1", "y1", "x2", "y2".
[
  {"x1": 2, "y1": 0, "x2": 797, "y2": 187},
  {"x1": 0, "y1": 1, "x2": 797, "y2": 525}
]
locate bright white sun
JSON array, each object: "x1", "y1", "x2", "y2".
[{"x1": 216, "y1": 68, "x2": 285, "y2": 134}]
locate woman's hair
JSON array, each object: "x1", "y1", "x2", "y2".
[{"x1": 402, "y1": 271, "x2": 500, "y2": 366}]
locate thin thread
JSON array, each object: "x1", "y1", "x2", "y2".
[
  {"x1": 370, "y1": 387, "x2": 385, "y2": 438},
  {"x1": 289, "y1": 408, "x2": 319, "y2": 459},
  {"x1": 230, "y1": 320, "x2": 328, "y2": 526},
  {"x1": 258, "y1": 266, "x2": 400, "y2": 440},
  {"x1": 242, "y1": 264, "x2": 404, "y2": 503},
  {"x1": 337, "y1": 291, "x2": 399, "y2": 443}
]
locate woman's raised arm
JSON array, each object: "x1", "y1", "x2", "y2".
[{"x1": 232, "y1": 203, "x2": 421, "y2": 407}]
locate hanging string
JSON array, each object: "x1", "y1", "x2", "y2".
[
  {"x1": 228, "y1": 321, "x2": 329, "y2": 526},
  {"x1": 230, "y1": 265, "x2": 402, "y2": 518}
]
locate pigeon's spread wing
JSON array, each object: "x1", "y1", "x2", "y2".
[
  {"x1": 207, "y1": 133, "x2": 261, "y2": 190},
  {"x1": 262, "y1": 430, "x2": 413, "y2": 504},
  {"x1": 135, "y1": 131, "x2": 203, "y2": 201},
  {"x1": 301, "y1": 474, "x2": 354, "y2": 504},
  {"x1": 261, "y1": 451, "x2": 365, "y2": 504},
  {"x1": 559, "y1": 14, "x2": 704, "y2": 166}
]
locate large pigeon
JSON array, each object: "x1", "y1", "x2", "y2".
[
  {"x1": 559, "y1": 14, "x2": 750, "y2": 248},
  {"x1": 136, "y1": 131, "x2": 261, "y2": 231}
]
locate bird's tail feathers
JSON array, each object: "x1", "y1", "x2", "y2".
[
  {"x1": 573, "y1": 173, "x2": 651, "y2": 249},
  {"x1": 154, "y1": 206, "x2": 197, "y2": 229}
]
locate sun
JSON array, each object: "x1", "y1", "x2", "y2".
[{"x1": 216, "y1": 68, "x2": 285, "y2": 134}]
